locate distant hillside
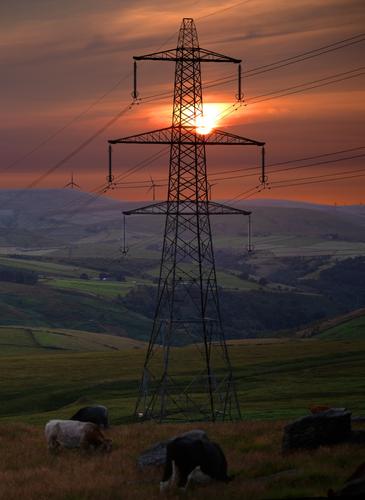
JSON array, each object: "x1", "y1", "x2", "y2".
[
  {"x1": 0, "y1": 281, "x2": 151, "y2": 340},
  {"x1": 0, "y1": 326, "x2": 146, "y2": 355},
  {"x1": 1, "y1": 190, "x2": 364, "y2": 341},
  {"x1": 317, "y1": 316, "x2": 365, "y2": 340},
  {"x1": 296, "y1": 308, "x2": 365, "y2": 339},
  {"x1": 1, "y1": 190, "x2": 364, "y2": 255}
]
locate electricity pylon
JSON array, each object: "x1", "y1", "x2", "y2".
[{"x1": 109, "y1": 18, "x2": 265, "y2": 422}]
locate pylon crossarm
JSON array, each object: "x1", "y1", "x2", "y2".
[
  {"x1": 197, "y1": 48, "x2": 241, "y2": 64},
  {"x1": 204, "y1": 129, "x2": 265, "y2": 146},
  {"x1": 207, "y1": 201, "x2": 251, "y2": 215},
  {"x1": 109, "y1": 126, "x2": 173, "y2": 144},
  {"x1": 134, "y1": 49, "x2": 177, "y2": 61},
  {"x1": 109, "y1": 126, "x2": 264, "y2": 146},
  {"x1": 123, "y1": 201, "x2": 251, "y2": 216},
  {"x1": 133, "y1": 48, "x2": 240, "y2": 64},
  {"x1": 123, "y1": 201, "x2": 169, "y2": 215}
]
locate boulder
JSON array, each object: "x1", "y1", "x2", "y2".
[
  {"x1": 137, "y1": 429, "x2": 208, "y2": 468},
  {"x1": 282, "y1": 408, "x2": 352, "y2": 452}
]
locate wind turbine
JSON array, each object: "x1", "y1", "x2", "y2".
[
  {"x1": 147, "y1": 176, "x2": 163, "y2": 201},
  {"x1": 207, "y1": 181, "x2": 217, "y2": 201},
  {"x1": 64, "y1": 173, "x2": 81, "y2": 189}
]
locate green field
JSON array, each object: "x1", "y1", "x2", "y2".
[
  {"x1": 0, "y1": 256, "x2": 99, "y2": 278},
  {"x1": 147, "y1": 264, "x2": 260, "y2": 290},
  {"x1": 0, "y1": 326, "x2": 146, "y2": 355},
  {"x1": 0, "y1": 282, "x2": 152, "y2": 340},
  {"x1": 44, "y1": 277, "x2": 154, "y2": 298},
  {"x1": 317, "y1": 315, "x2": 365, "y2": 340},
  {"x1": 0, "y1": 337, "x2": 364, "y2": 424}
]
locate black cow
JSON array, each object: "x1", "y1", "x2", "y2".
[
  {"x1": 160, "y1": 436, "x2": 231, "y2": 492},
  {"x1": 70, "y1": 405, "x2": 109, "y2": 428}
]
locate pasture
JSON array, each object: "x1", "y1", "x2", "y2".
[
  {"x1": 0, "y1": 326, "x2": 146, "y2": 355},
  {"x1": 0, "y1": 335, "x2": 364, "y2": 498},
  {"x1": 0, "y1": 419, "x2": 364, "y2": 499},
  {"x1": 44, "y1": 277, "x2": 153, "y2": 299},
  {"x1": 1, "y1": 337, "x2": 364, "y2": 424},
  {"x1": 317, "y1": 315, "x2": 365, "y2": 340},
  {"x1": 0, "y1": 256, "x2": 99, "y2": 278}
]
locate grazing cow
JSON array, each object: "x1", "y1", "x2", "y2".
[
  {"x1": 70, "y1": 405, "x2": 109, "y2": 428},
  {"x1": 160, "y1": 436, "x2": 231, "y2": 492},
  {"x1": 45, "y1": 419, "x2": 112, "y2": 453}
]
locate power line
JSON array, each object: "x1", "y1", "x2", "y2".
[
  {"x1": 2, "y1": 31, "x2": 363, "y2": 183},
  {"x1": 246, "y1": 66, "x2": 365, "y2": 102},
  {"x1": 112, "y1": 148, "x2": 365, "y2": 187},
  {"x1": 197, "y1": 0, "x2": 253, "y2": 21},
  {"x1": 138, "y1": 35, "x2": 365, "y2": 103},
  {"x1": 212, "y1": 153, "x2": 365, "y2": 183},
  {"x1": 25, "y1": 103, "x2": 134, "y2": 189},
  {"x1": 245, "y1": 34, "x2": 365, "y2": 76},
  {"x1": 0, "y1": 75, "x2": 131, "y2": 174},
  {"x1": 3, "y1": 31, "x2": 363, "y2": 221},
  {"x1": 0, "y1": 2, "x2": 253, "y2": 175},
  {"x1": 247, "y1": 71, "x2": 365, "y2": 104},
  {"x1": 226, "y1": 170, "x2": 365, "y2": 205},
  {"x1": 0, "y1": 103, "x2": 134, "y2": 212},
  {"x1": 227, "y1": 168, "x2": 365, "y2": 205},
  {"x1": 270, "y1": 171, "x2": 365, "y2": 189},
  {"x1": 112, "y1": 147, "x2": 170, "y2": 184},
  {"x1": 209, "y1": 146, "x2": 365, "y2": 178},
  {"x1": 142, "y1": 65, "x2": 365, "y2": 106},
  {"x1": 42, "y1": 148, "x2": 170, "y2": 217}
]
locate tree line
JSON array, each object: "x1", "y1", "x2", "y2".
[{"x1": 0, "y1": 266, "x2": 38, "y2": 285}]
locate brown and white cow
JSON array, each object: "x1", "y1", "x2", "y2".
[{"x1": 45, "y1": 419, "x2": 112, "y2": 453}]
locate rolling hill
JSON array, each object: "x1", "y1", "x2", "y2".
[
  {"x1": 1, "y1": 189, "x2": 364, "y2": 340},
  {"x1": 0, "y1": 325, "x2": 146, "y2": 355},
  {"x1": 0, "y1": 337, "x2": 364, "y2": 424},
  {"x1": 0, "y1": 281, "x2": 152, "y2": 340},
  {"x1": 296, "y1": 308, "x2": 365, "y2": 339},
  {"x1": 1, "y1": 190, "x2": 365, "y2": 257},
  {"x1": 317, "y1": 316, "x2": 365, "y2": 340}
]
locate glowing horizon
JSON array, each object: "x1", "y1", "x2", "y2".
[{"x1": 0, "y1": 1, "x2": 364, "y2": 204}]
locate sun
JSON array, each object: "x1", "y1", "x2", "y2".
[{"x1": 195, "y1": 103, "x2": 225, "y2": 135}]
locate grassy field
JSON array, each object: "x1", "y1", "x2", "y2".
[
  {"x1": 0, "y1": 256, "x2": 99, "y2": 278},
  {"x1": 0, "y1": 419, "x2": 364, "y2": 500},
  {"x1": 296, "y1": 308, "x2": 365, "y2": 339},
  {"x1": 317, "y1": 315, "x2": 365, "y2": 340},
  {"x1": 0, "y1": 335, "x2": 364, "y2": 499},
  {"x1": 147, "y1": 264, "x2": 260, "y2": 291},
  {"x1": 0, "y1": 326, "x2": 146, "y2": 355},
  {"x1": 44, "y1": 277, "x2": 154, "y2": 299},
  {"x1": 0, "y1": 282, "x2": 152, "y2": 340},
  {"x1": 1, "y1": 338, "x2": 364, "y2": 424}
]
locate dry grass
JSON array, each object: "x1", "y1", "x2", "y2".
[{"x1": 0, "y1": 420, "x2": 364, "y2": 500}]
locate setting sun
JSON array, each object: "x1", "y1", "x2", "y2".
[{"x1": 195, "y1": 103, "x2": 225, "y2": 134}]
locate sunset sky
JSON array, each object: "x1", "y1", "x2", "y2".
[{"x1": 1, "y1": 0, "x2": 364, "y2": 204}]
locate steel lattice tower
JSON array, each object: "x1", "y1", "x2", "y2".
[{"x1": 109, "y1": 18, "x2": 264, "y2": 421}]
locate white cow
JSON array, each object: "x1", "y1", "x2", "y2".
[{"x1": 45, "y1": 419, "x2": 112, "y2": 453}]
